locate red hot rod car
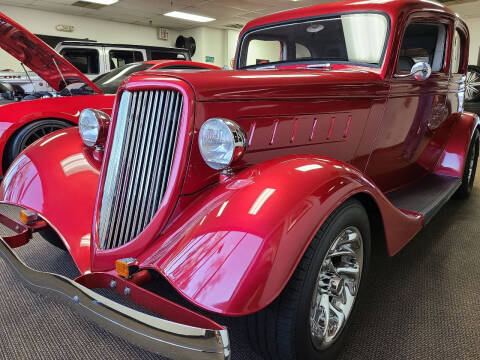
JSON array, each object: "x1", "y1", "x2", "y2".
[
  {"x1": 0, "y1": 0, "x2": 477, "y2": 360},
  {"x1": 0, "y1": 12, "x2": 219, "y2": 174}
]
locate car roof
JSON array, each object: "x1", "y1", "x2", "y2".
[
  {"x1": 242, "y1": 0, "x2": 462, "y2": 34},
  {"x1": 57, "y1": 41, "x2": 189, "y2": 53}
]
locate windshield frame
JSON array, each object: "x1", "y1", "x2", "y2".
[{"x1": 236, "y1": 11, "x2": 391, "y2": 70}]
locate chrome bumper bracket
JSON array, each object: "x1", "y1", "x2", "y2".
[{"x1": 0, "y1": 236, "x2": 230, "y2": 360}]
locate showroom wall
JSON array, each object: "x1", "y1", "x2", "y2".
[
  {"x1": 0, "y1": 4, "x2": 182, "y2": 71},
  {"x1": 465, "y1": 18, "x2": 480, "y2": 65},
  {"x1": 178, "y1": 27, "x2": 240, "y2": 68},
  {"x1": 0, "y1": 4, "x2": 241, "y2": 71}
]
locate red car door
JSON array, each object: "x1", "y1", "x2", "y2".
[{"x1": 365, "y1": 15, "x2": 453, "y2": 192}]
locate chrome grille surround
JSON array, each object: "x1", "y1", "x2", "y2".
[{"x1": 98, "y1": 89, "x2": 184, "y2": 250}]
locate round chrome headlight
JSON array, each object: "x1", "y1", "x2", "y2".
[
  {"x1": 79, "y1": 108, "x2": 110, "y2": 147},
  {"x1": 198, "y1": 118, "x2": 247, "y2": 170}
]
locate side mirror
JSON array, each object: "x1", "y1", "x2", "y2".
[{"x1": 395, "y1": 61, "x2": 432, "y2": 81}]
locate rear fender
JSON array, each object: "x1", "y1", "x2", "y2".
[
  {"x1": 0, "y1": 127, "x2": 100, "y2": 274},
  {"x1": 140, "y1": 155, "x2": 422, "y2": 316},
  {"x1": 434, "y1": 111, "x2": 480, "y2": 177}
]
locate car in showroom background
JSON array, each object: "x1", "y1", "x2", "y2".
[
  {"x1": 0, "y1": 1, "x2": 478, "y2": 360},
  {"x1": 465, "y1": 64, "x2": 480, "y2": 114},
  {"x1": 0, "y1": 11, "x2": 219, "y2": 175},
  {"x1": 0, "y1": 39, "x2": 193, "y2": 96}
]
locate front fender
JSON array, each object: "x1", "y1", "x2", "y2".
[
  {"x1": 0, "y1": 127, "x2": 100, "y2": 274},
  {"x1": 140, "y1": 155, "x2": 422, "y2": 316}
]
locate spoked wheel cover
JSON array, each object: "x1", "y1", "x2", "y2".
[
  {"x1": 466, "y1": 68, "x2": 480, "y2": 102},
  {"x1": 20, "y1": 123, "x2": 66, "y2": 149},
  {"x1": 309, "y1": 226, "x2": 363, "y2": 350}
]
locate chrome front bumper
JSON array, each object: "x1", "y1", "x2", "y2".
[{"x1": 0, "y1": 216, "x2": 230, "y2": 360}]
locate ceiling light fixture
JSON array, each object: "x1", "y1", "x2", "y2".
[
  {"x1": 164, "y1": 11, "x2": 215, "y2": 23},
  {"x1": 81, "y1": 0, "x2": 119, "y2": 4}
]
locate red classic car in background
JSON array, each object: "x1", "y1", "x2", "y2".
[
  {"x1": 0, "y1": 12, "x2": 220, "y2": 175},
  {"x1": 0, "y1": 0, "x2": 478, "y2": 360}
]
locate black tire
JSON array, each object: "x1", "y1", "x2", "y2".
[
  {"x1": 247, "y1": 199, "x2": 371, "y2": 360},
  {"x1": 465, "y1": 65, "x2": 480, "y2": 103},
  {"x1": 455, "y1": 130, "x2": 479, "y2": 199},
  {"x1": 4, "y1": 119, "x2": 71, "y2": 171},
  {"x1": 39, "y1": 227, "x2": 66, "y2": 251}
]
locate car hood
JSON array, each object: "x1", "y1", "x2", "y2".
[
  {"x1": 0, "y1": 12, "x2": 102, "y2": 93},
  {"x1": 138, "y1": 67, "x2": 388, "y2": 101}
]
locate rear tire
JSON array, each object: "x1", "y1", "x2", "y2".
[
  {"x1": 247, "y1": 199, "x2": 371, "y2": 360},
  {"x1": 4, "y1": 119, "x2": 71, "y2": 172},
  {"x1": 455, "y1": 130, "x2": 479, "y2": 199}
]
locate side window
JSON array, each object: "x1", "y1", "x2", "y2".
[
  {"x1": 246, "y1": 40, "x2": 283, "y2": 66},
  {"x1": 296, "y1": 43, "x2": 311, "y2": 59},
  {"x1": 450, "y1": 30, "x2": 463, "y2": 74},
  {"x1": 397, "y1": 23, "x2": 447, "y2": 73},
  {"x1": 109, "y1": 50, "x2": 144, "y2": 69},
  {"x1": 60, "y1": 48, "x2": 100, "y2": 74}
]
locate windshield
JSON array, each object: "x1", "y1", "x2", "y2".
[{"x1": 239, "y1": 13, "x2": 389, "y2": 69}]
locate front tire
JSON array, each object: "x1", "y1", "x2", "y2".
[
  {"x1": 247, "y1": 199, "x2": 371, "y2": 360},
  {"x1": 4, "y1": 119, "x2": 71, "y2": 172}
]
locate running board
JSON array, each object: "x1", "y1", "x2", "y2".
[{"x1": 386, "y1": 174, "x2": 461, "y2": 225}]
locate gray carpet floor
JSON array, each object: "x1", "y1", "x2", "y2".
[{"x1": 0, "y1": 171, "x2": 479, "y2": 360}]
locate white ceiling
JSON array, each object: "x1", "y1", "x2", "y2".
[{"x1": 0, "y1": 0, "x2": 479, "y2": 31}]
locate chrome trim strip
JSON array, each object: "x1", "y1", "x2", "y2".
[{"x1": 0, "y1": 237, "x2": 230, "y2": 360}]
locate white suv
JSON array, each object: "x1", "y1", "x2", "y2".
[{"x1": 0, "y1": 41, "x2": 190, "y2": 97}]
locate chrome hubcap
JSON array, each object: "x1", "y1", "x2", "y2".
[
  {"x1": 309, "y1": 226, "x2": 363, "y2": 350},
  {"x1": 465, "y1": 70, "x2": 480, "y2": 101}
]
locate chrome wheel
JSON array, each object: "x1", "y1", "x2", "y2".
[
  {"x1": 309, "y1": 226, "x2": 363, "y2": 350},
  {"x1": 466, "y1": 68, "x2": 480, "y2": 102}
]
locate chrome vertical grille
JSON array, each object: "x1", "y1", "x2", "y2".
[{"x1": 98, "y1": 90, "x2": 183, "y2": 250}]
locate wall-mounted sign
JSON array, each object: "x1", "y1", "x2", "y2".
[
  {"x1": 157, "y1": 28, "x2": 168, "y2": 41},
  {"x1": 56, "y1": 24, "x2": 74, "y2": 33},
  {"x1": 205, "y1": 56, "x2": 215, "y2": 63}
]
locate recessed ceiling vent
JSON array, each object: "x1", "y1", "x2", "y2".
[
  {"x1": 72, "y1": 1, "x2": 107, "y2": 10},
  {"x1": 225, "y1": 23, "x2": 244, "y2": 29}
]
